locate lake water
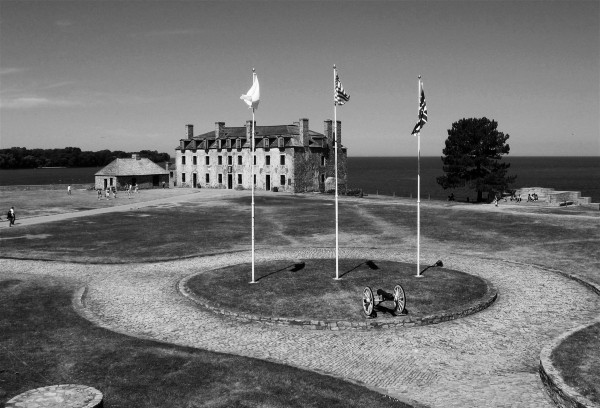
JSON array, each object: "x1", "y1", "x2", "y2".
[{"x1": 0, "y1": 157, "x2": 598, "y2": 202}]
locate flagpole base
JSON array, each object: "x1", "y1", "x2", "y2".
[
  {"x1": 414, "y1": 274, "x2": 424, "y2": 278},
  {"x1": 249, "y1": 281, "x2": 258, "y2": 284},
  {"x1": 333, "y1": 278, "x2": 342, "y2": 281}
]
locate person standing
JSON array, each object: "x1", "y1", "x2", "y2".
[
  {"x1": 6, "y1": 206, "x2": 15, "y2": 227},
  {"x1": 97, "y1": 189, "x2": 101, "y2": 200}
]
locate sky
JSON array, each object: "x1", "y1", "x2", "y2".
[{"x1": 0, "y1": 0, "x2": 598, "y2": 157}]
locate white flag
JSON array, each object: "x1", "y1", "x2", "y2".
[{"x1": 240, "y1": 73, "x2": 260, "y2": 110}]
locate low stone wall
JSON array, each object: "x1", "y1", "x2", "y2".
[
  {"x1": 178, "y1": 271, "x2": 498, "y2": 331},
  {"x1": 516, "y1": 187, "x2": 595, "y2": 206},
  {"x1": 539, "y1": 322, "x2": 600, "y2": 408},
  {"x1": 548, "y1": 191, "x2": 581, "y2": 205}
]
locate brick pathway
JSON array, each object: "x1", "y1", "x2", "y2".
[{"x1": 4, "y1": 247, "x2": 598, "y2": 408}]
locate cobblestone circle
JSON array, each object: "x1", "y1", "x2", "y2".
[
  {"x1": 3, "y1": 247, "x2": 599, "y2": 408},
  {"x1": 178, "y1": 264, "x2": 499, "y2": 331}
]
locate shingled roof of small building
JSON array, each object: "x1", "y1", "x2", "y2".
[{"x1": 95, "y1": 157, "x2": 169, "y2": 176}]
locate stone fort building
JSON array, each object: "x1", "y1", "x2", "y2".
[{"x1": 175, "y1": 118, "x2": 347, "y2": 193}]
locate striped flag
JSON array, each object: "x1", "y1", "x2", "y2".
[
  {"x1": 411, "y1": 84, "x2": 427, "y2": 135},
  {"x1": 334, "y1": 73, "x2": 350, "y2": 105}
]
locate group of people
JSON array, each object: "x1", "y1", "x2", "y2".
[
  {"x1": 527, "y1": 193, "x2": 539, "y2": 202},
  {"x1": 97, "y1": 183, "x2": 139, "y2": 200}
]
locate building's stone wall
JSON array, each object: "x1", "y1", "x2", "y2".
[
  {"x1": 176, "y1": 146, "x2": 297, "y2": 191},
  {"x1": 175, "y1": 118, "x2": 347, "y2": 193},
  {"x1": 94, "y1": 174, "x2": 169, "y2": 190}
]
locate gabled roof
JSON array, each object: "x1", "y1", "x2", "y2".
[
  {"x1": 179, "y1": 123, "x2": 328, "y2": 151},
  {"x1": 95, "y1": 158, "x2": 169, "y2": 176}
]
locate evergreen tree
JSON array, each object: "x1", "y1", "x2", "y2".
[{"x1": 437, "y1": 117, "x2": 516, "y2": 202}]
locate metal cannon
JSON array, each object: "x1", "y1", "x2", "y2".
[{"x1": 362, "y1": 284, "x2": 406, "y2": 318}]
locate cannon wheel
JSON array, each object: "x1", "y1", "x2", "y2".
[
  {"x1": 393, "y1": 284, "x2": 406, "y2": 314},
  {"x1": 362, "y1": 286, "x2": 375, "y2": 317}
]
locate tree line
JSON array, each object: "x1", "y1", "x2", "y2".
[{"x1": 0, "y1": 147, "x2": 171, "y2": 169}]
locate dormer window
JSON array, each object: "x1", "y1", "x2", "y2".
[
  {"x1": 278, "y1": 137, "x2": 285, "y2": 148},
  {"x1": 226, "y1": 139, "x2": 232, "y2": 149},
  {"x1": 217, "y1": 140, "x2": 222, "y2": 150},
  {"x1": 236, "y1": 138, "x2": 242, "y2": 149},
  {"x1": 263, "y1": 137, "x2": 270, "y2": 150},
  {"x1": 204, "y1": 138, "x2": 210, "y2": 151}
]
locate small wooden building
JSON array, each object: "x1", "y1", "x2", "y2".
[{"x1": 95, "y1": 153, "x2": 169, "y2": 190}]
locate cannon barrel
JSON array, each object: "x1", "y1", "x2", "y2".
[{"x1": 376, "y1": 288, "x2": 395, "y2": 301}]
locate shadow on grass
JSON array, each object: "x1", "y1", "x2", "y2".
[
  {"x1": 338, "y1": 259, "x2": 379, "y2": 279},
  {"x1": 257, "y1": 262, "x2": 305, "y2": 282}
]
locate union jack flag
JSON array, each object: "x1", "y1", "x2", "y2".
[
  {"x1": 334, "y1": 73, "x2": 350, "y2": 106},
  {"x1": 411, "y1": 85, "x2": 427, "y2": 135}
]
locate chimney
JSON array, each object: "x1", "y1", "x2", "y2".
[
  {"x1": 131, "y1": 153, "x2": 140, "y2": 160},
  {"x1": 186, "y1": 124, "x2": 194, "y2": 140},
  {"x1": 324, "y1": 120, "x2": 333, "y2": 146},
  {"x1": 299, "y1": 118, "x2": 309, "y2": 146},
  {"x1": 335, "y1": 120, "x2": 342, "y2": 148},
  {"x1": 245, "y1": 120, "x2": 256, "y2": 141},
  {"x1": 215, "y1": 122, "x2": 225, "y2": 139}
]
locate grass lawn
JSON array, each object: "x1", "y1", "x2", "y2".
[
  {"x1": 185, "y1": 259, "x2": 488, "y2": 321},
  {"x1": 1, "y1": 194, "x2": 597, "y2": 288},
  {"x1": 0, "y1": 189, "x2": 598, "y2": 404},
  {"x1": 0, "y1": 276, "x2": 412, "y2": 408},
  {"x1": 0, "y1": 188, "x2": 199, "y2": 219},
  {"x1": 551, "y1": 322, "x2": 600, "y2": 404}
]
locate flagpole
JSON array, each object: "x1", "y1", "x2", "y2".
[
  {"x1": 333, "y1": 65, "x2": 340, "y2": 280},
  {"x1": 250, "y1": 69, "x2": 256, "y2": 283},
  {"x1": 416, "y1": 76, "x2": 422, "y2": 278}
]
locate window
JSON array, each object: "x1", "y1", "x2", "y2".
[
  {"x1": 266, "y1": 156, "x2": 271, "y2": 165},
  {"x1": 218, "y1": 155, "x2": 223, "y2": 165},
  {"x1": 237, "y1": 156, "x2": 242, "y2": 165},
  {"x1": 253, "y1": 155, "x2": 256, "y2": 165},
  {"x1": 263, "y1": 137, "x2": 269, "y2": 150},
  {"x1": 218, "y1": 174, "x2": 223, "y2": 184},
  {"x1": 218, "y1": 140, "x2": 222, "y2": 150},
  {"x1": 193, "y1": 156, "x2": 197, "y2": 165},
  {"x1": 228, "y1": 156, "x2": 233, "y2": 165},
  {"x1": 280, "y1": 175, "x2": 286, "y2": 186},
  {"x1": 226, "y1": 139, "x2": 232, "y2": 149},
  {"x1": 280, "y1": 155, "x2": 285, "y2": 165},
  {"x1": 181, "y1": 156, "x2": 186, "y2": 165},
  {"x1": 205, "y1": 173, "x2": 210, "y2": 183},
  {"x1": 237, "y1": 174, "x2": 243, "y2": 185},
  {"x1": 182, "y1": 173, "x2": 186, "y2": 183},
  {"x1": 321, "y1": 155, "x2": 326, "y2": 166},
  {"x1": 253, "y1": 174, "x2": 256, "y2": 185},
  {"x1": 236, "y1": 138, "x2": 242, "y2": 149},
  {"x1": 278, "y1": 137, "x2": 284, "y2": 148},
  {"x1": 321, "y1": 174, "x2": 325, "y2": 184},
  {"x1": 205, "y1": 156, "x2": 209, "y2": 165}
]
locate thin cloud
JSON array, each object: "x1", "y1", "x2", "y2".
[
  {"x1": 0, "y1": 96, "x2": 81, "y2": 109},
  {"x1": 0, "y1": 68, "x2": 26, "y2": 76},
  {"x1": 55, "y1": 20, "x2": 73, "y2": 28},
  {"x1": 131, "y1": 28, "x2": 202, "y2": 38},
  {"x1": 41, "y1": 81, "x2": 77, "y2": 90}
]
